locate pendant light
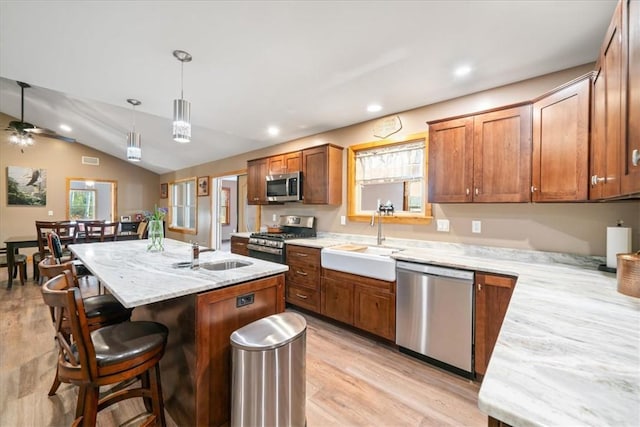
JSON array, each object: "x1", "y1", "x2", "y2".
[
  {"x1": 126, "y1": 98, "x2": 142, "y2": 162},
  {"x1": 172, "y1": 49, "x2": 192, "y2": 143}
]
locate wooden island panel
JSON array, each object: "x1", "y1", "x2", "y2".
[{"x1": 135, "y1": 273, "x2": 285, "y2": 427}]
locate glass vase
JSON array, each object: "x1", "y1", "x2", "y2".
[{"x1": 147, "y1": 220, "x2": 164, "y2": 252}]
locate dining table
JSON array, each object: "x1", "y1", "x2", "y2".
[{"x1": 4, "y1": 235, "x2": 39, "y2": 289}]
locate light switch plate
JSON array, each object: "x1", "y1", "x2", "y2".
[
  {"x1": 340, "y1": 216, "x2": 346, "y2": 225},
  {"x1": 272, "y1": 214, "x2": 277, "y2": 222},
  {"x1": 48, "y1": 210, "x2": 54, "y2": 216},
  {"x1": 436, "y1": 219, "x2": 450, "y2": 232},
  {"x1": 472, "y1": 220, "x2": 482, "y2": 233}
]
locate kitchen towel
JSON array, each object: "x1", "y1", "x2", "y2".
[{"x1": 607, "y1": 226, "x2": 632, "y2": 268}]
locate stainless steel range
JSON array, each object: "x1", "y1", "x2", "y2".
[{"x1": 247, "y1": 215, "x2": 316, "y2": 264}]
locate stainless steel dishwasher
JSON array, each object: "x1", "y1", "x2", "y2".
[{"x1": 396, "y1": 261, "x2": 474, "y2": 378}]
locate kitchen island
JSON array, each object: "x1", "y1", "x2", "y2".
[{"x1": 71, "y1": 238, "x2": 288, "y2": 427}]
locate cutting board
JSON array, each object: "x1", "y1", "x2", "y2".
[{"x1": 331, "y1": 243, "x2": 368, "y2": 252}]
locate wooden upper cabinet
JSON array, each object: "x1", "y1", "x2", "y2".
[
  {"x1": 473, "y1": 105, "x2": 532, "y2": 202},
  {"x1": 621, "y1": 0, "x2": 640, "y2": 195},
  {"x1": 428, "y1": 105, "x2": 532, "y2": 203},
  {"x1": 247, "y1": 158, "x2": 269, "y2": 205},
  {"x1": 428, "y1": 117, "x2": 474, "y2": 202},
  {"x1": 268, "y1": 151, "x2": 302, "y2": 175},
  {"x1": 532, "y1": 76, "x2": 591, "y2": 202},
  {"x1": 302, "y1": 144, "x2": 343, "y2": 204},
  {"x1": 591, "y1": 1, "x2": 623, "y2": 199}
]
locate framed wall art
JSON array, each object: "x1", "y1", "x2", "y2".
[
  {"x1": 7, "y1": 166, "x2": 47, "y2": 206},
  {"x1": 197, "y1": 176, "x2": 209, "y2": 197},
  {"x1": 160, "y1": 183, "x2": 168, "y2": 199}
]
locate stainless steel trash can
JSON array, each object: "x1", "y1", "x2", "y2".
[{"x1": 230, "y1": 312, "x2": 306, "y2": 427}]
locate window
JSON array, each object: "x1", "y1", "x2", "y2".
[
  {"x1": 347, "y1": 132, "x2": 432, "y2": 223},
  {"x1": 169, "y1": 177, "x2": 197, "y2": 234},
  {"x1": 66, "y1": 178, "x2": 116, "y2": 221},
  {"x1": 69, "y1": 189, "x2": 96, "y2": 219}
]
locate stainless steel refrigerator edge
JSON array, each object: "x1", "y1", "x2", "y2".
[{"x1": 395, "y1": 261, "x2": 474, "y2": 377}]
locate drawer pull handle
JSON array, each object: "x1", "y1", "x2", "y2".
[
  {"x1": 296, "y1": 253, "x2": 308, "y2": 257},
  {"x1": 295, "y1": 293, "x2": 308, "y2": 299},
  {"x1": 296, "y1": 270, "x2": 308, "y2": 276}
]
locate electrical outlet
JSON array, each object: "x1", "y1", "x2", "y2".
[
  {"x1": 436, "y1": 219, "x2": 450, "y2": 232},
  {"x1": 272, "y1": 214, "x2": 277, "y2": 222},
  {"x1": 340, "y1": 215, "x2": 346, "y2": 225},
  {"x1": 48, "y1": 210, "x2": 54, "y2": 216},
  {"x1": 472, "y1": 220, "x2": 482, "y2": 233}
]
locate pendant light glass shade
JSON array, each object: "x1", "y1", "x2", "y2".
[
  {"x1": 173, "y1": 98, "x2": 191, "y2": 143},
  {"x1": 172, "y1": 50, "x2": 193, "y2": 143},
  {"x1": 127, "y1": 131, "x2": 142, "y2": 161},
  {"x1": 126, "y1": 98, "x2": 142, "y2": 162}
]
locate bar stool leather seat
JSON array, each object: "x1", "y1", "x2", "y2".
[{"x1": 90, "y1": 321, "x2": 168, "y2": 367}]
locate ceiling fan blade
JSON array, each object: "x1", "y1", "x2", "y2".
[{"x1": 35, "y1": 132, "x2": 76, "y2": 143}]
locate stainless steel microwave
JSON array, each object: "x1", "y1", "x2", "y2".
[{"x1": 266, "y1": 171, "x2": 302, "y2": 202}]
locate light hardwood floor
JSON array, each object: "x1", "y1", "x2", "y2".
[{"x1": 0, "y1": 266, "x2": 485, "y2": 426}]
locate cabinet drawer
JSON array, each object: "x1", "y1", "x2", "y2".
[
  {"x1": 286, "y1": 266, "x2": 320, "y2": 290},
  {"x1": 286, "y1": 285, "x2": 320, "y2": 312},
  {"x1": 230, "y1": 236, "x2": 249, "y2": 256},
  {"x1": 286, "y1": 245, "x2": 321, "y2": 264},
  {"x1": 322, "y1": 268, "x2": 395, "y2": 294}
]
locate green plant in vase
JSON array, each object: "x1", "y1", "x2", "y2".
[{"x1": 145, "y1": 205, "x2": 167, "y2": 252}]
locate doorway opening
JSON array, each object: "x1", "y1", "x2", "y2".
[{"x1": 211, "y1": 174, "x2": 259, "y2": 252}]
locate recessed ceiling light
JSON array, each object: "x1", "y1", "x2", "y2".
[
  {"x1": 367, "y1": 104, "x2": 382, "y2": 113},
  {"x1": 454, "y1": 65, "x2": 472, "y2": 77},
  {"x1": 59, "y1": 124, "x2": 72, "y2": 132},
  {"x1": 267, "y1": 126, "x2": 280, "y2": 136}
]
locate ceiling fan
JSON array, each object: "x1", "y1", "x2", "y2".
[{"x1": 5, "y1": 81, "x2": 76, "y2": 152}]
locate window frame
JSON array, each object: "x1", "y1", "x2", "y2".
[
  {"x1": 347, "y1": 131, "x2": 432, "y2": 224},
  {"x1": 168, "y1": 177, "x2": 198, "y2": 234}
]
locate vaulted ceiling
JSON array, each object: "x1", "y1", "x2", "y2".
[{"x1": 0, "y1": 1, "x2": 616, "y2": 174}]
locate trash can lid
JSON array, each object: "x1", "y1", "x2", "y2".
[{"x1": 230, "y1": 312, "x2": 307, "y2": 351}]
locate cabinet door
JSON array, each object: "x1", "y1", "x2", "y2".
[
  {"x1": 532, "y1": 77, "x2": 590, "y2": 201},
  {"x1": 354, "y1": 284, "x2": 395, "y2": 341},
  {"x1": 230, "y1": 236, "x2": 249, "y2": 256},
  {"x1": 621, "y1": 0, "x2": 640, "y2": 194},
  {"x1": 474, "y1": 273, "x2": 516, "y2": 376},
  {"x1": 428, "y1": 117, "x2": 474, "y2": 203},
  {"x1": 247, "y1": 158, "x2": 268, "y2": 204},
  {"x1": 473, "y1": 105, "x2": 532, "y2": 202},
  {"x1": 591, "y1": 2, "x2": 623, "y2": 199},
  {"x1": 302, "y1": 145, "x2": 343, "y2": 204},
  {"x1": 268, "y1": 152, "x2": 302, "y2": 175},
  {"x1": 321, "y1": 274, "x2": 354, "y2": 325}
]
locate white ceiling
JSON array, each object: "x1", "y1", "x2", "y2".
[{"x1": 0, "y1": 1, "x2": 616, "y2": 174}]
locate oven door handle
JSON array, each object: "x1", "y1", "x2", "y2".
[{"x1": 247, "y1": 244, "x2": 282, "y2": 255}]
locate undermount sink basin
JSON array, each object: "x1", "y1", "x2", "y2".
[
  {"x1": 172, "y1": 260, "x2": 252, "y2": 270},
  {"x1": 200, "y1": 260, "x2": 252, "y2": 271},
  {"x1": 321, "y1": 245, "x2": 399, "y2": 281}
]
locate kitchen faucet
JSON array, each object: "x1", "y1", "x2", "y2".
[
  {"x1": 371, "y1": 200, "x2": 394, "y2": 245},
  {"x1": 191, "y1": 242, "x2": 215, "y2": 268}
]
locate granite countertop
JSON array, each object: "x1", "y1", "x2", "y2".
[
  {"x1": 70, "y1": 238, "x2": 288, "y2": 308},
  {"x1": 286, "y1": 233, "x2": 640, "y2": 427}
]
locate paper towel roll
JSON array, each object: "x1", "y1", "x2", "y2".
[{"x1": 607, "y1": 227, "x2": 632, "y2": 268}]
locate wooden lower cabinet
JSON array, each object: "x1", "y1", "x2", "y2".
[
  {"x1": 474, "y1": 272, "x2": 516, "y2": 376},
  {"x1": 134, "y1": 274, "x2": 285, "y2": 427},
  {"x1": 230, "y1": 235, "x2": 249, "y2": 256},
  {"x1": 321, "y1": 268, "x2": 396, "y2": 341},
  {"x1": 285, "y1": 244, "x2": 322, "y2": 313}
]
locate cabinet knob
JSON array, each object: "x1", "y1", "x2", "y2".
[
  {"x1": 475, "y1": 188, "x2": 479, "y2": 196},
  {"x1": 591, "y1": 175, "x2": 605, "y2": 186},
  {"x1": 632, "y1": 149, "x2": 640, "y2": 167},
  {"x1": 466, "y1": 188, "x2": 470, "y2": 196},
  {"x1": 531, "y1": 186, "x2": 537, "y2": 193},
  {"x1": 478, "y1": 283, "x2": 482, "y2": 291}
]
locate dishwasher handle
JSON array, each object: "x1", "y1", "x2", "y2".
[{"x1": 396, "y1": 261, "x2": 474, "y2": 281}]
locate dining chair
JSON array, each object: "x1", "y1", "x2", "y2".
[
  {"x1": 84, "y1": 221, "x2": 119, "y2": 243},
  {"x1": 41, "y1": 271, "x2": 167, "y2": 426},
  {"x1": 38, "y1": 254, "x2": 133, "y2": 396},
  {"x1": 0, "y1": 247, "x2": 27, "y2": 287}
]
